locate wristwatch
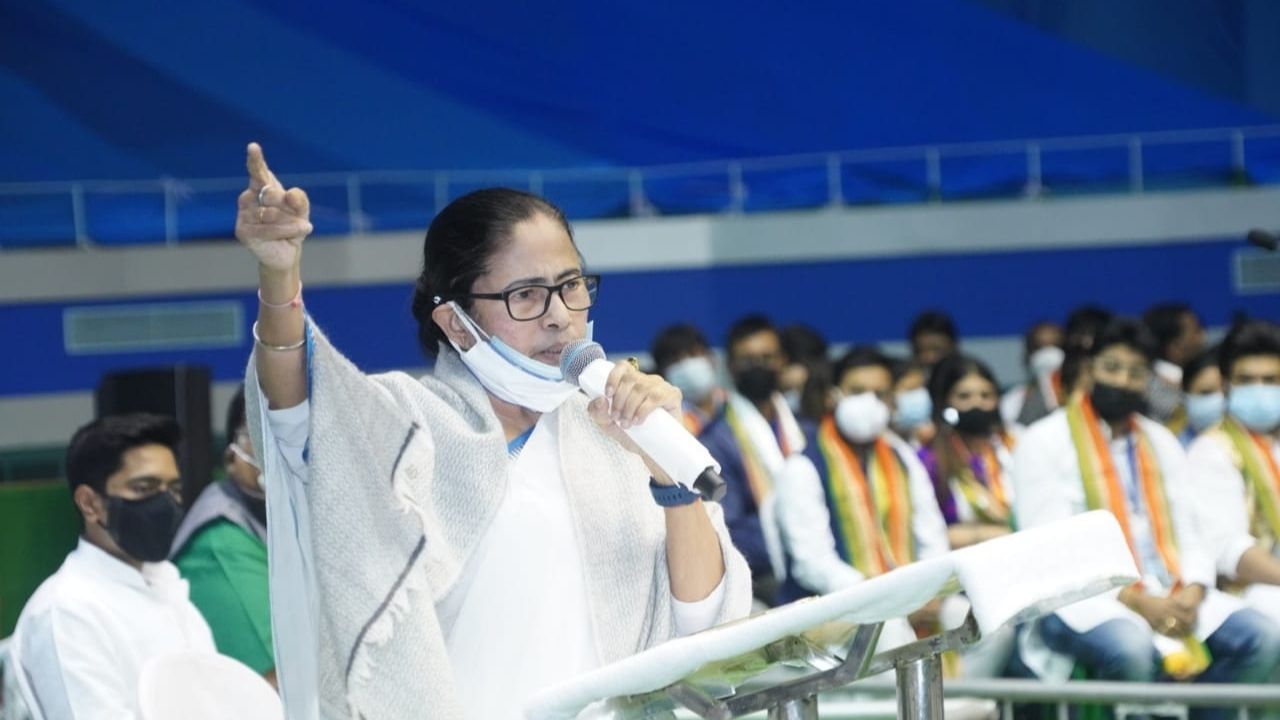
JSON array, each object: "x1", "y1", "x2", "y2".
[{"x1": 649, "y1": 477, "x2": 700, "y2": 507}]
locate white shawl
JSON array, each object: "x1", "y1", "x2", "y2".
[{"x1": 245, "y1": 322, "x2": 752, "y2": 719}]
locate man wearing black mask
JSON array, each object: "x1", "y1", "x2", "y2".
[
  {"x1": 701, "y1": 314, "x2": 810, "y2": 606},
  {"x1": 172, "y1": 385, "x2": 275, "y2": 686},
  {"x1": 10, "y1": 414, "x2": 215, "y2": 718},
  {"x1": 1013, "y1": 318, "x2": 1280, "y2": 698}
]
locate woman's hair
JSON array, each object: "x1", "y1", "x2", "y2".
[
  {"x1": 926, "y1": 352, "x2": 999, "y2": 420},
  {"x1": 925, "y1": 353, "x2": 1002, "y2": 490},
  {"x1": 410, "y1": 188, "x2": 574, "y2": 358}
]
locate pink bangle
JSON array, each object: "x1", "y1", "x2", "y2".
[{"x1": 259, "y1": 282, "x2": 303, "y2": 310}]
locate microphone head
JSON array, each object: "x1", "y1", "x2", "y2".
[
  {"x1": 560, "y1": 339, "x2": 606, "y2": 385},
  {"x1": 1247, "y1": 229, "x2": 1279, "y2": 251}
]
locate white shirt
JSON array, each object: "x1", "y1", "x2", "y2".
[
  {"x1": 1000, "y1": 385, "x2": 1028, "y2": 428},
  {"x1": 1186, "y1": 429, "x2": 1280, "y2": 578},
  {"x1": 10, "y1": 539, "x2": 215, "y2": 720},
  {"x1": 776, "y1": 433, "x2": 950, "y2": 595},
  {"x1": 1012, "y1": 409, "x2": 1219, "y2": 632},
  {"x1": 263, "y1": 399, "x2": 725, "y2": 720}
]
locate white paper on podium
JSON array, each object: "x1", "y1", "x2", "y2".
[{"x1": 525, "y1": 511, "x2": 1138, "y2": 720}]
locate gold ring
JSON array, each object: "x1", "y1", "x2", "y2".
[{"x1": 626, "y1": 357, "x2": 640, "y2": 370}]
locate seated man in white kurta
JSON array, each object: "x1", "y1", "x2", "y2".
[
  {"x1": 1187, "y1": 320, "x2": 1280, "y2": 626},
  {"x1": 1013, "y1": 317, "x2": 1280, "y2": 698},
  {"x1": 235, "y1": 144, "x2": 752, "y2": 720},
  {"x1": 10, "y1": 414, "x2": 216, "y2": 720},
  {"x1": 777, "y1": 347, "x2": 1016, "y2": 677},
  {"x1": 773, "y1": 348, "x2": 948, "y2": 645}
]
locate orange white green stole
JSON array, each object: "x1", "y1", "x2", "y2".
[
  {"x1": 1067, "y1": 397, "x2": 1182, "y2": 582},
  {"x1": 1220, "y1": 418, "x2": 1280, "y2": 550},
  {"x1": 724, "y1": 400, "x2": 797, "y2": 506},
  {"x1": 948, "y1": 433, "x2": 1013, "y2": 526},
  {"x1": 815, "y1": 417, "x2": 912, "y2": 576},
  {"x1": 1066, "y1": 397, "x2": 1209, "y2": 677}
]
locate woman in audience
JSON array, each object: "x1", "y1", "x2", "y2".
[{"x1": 919, "y1": 354, "x2": 1015, "y2": 549}]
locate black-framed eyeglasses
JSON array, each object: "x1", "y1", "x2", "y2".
[{"x1": 451, "y1": 274, "x2": 601, "y2": 321}]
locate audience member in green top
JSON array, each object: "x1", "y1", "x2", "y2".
[{"x1": 170, "y1": 385, "x2": 275, "y2": 687}]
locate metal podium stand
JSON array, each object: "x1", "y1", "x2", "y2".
[
  {"x1": 656, "y1": 614, "x2": 978, "y2": 720},
  {"x1": 525, "y1": 511, "x2": 1140, "y2": 720}
]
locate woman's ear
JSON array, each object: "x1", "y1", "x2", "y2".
[{"x1": 431, "y1": 303, "x2": 477, "y2": 351}]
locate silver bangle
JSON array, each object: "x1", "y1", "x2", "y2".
[{"x1": 252, "y1": 321, "x2": 306, "y2": 352}]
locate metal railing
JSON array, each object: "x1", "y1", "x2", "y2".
[
  {"x1": 2, "y1": 124, "x2": 1280, "y2": 248},
  {"x1": 813, "y1": 678, "x2": 1280, "y2": 720}
]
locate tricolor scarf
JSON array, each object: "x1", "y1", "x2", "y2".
[
  {"x1": 815, "y1": 417, "x2": 913, "y2": 576},
  {"x1": 1220, "y1": 417, "x2": 1280, "y2": 550},
  {"x1": 723, "y1": 393, "x2": 806, "y2": 506},
  {"x1": 947, "y1": 432, "x2": 1013, "y2": 526},
  {"x1": 1066, "y1": 397, "x2": 1182, "y2": 585},
  {"x1": 1066, "y1": 397, "x2": 1211, "y2": 678}
]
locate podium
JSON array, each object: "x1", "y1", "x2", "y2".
[{"x1": 526, "y1": 511, "x2": 1138, "y2": 720}]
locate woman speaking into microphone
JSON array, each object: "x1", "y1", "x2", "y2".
[{"x1": 236, "y1": 143, "x2": 751, "y2": 720}]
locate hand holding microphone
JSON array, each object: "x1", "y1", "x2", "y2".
[{"x1": 561, "y1": 340, "x2": 726, "y2": 502}]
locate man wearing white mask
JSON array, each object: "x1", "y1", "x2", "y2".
[
  {"x1": 1188, "y1": 321, "x2": 1280, "y2": 626},
  {"x1": 772, "y1": 348, "x2": 1026, "y2": 675},
  {"x1": 775, "y1": 347, "x2": 949, "y2": 608},
  {"x1": 1000, "y1": 321, "x2": 1065, "y2": 428},
  {"x1": 650, "y1": 323, "x2": 724, "y2": 436}
]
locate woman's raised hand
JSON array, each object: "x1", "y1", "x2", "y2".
[{"x1": 235, "y1": 143, "x2": 312, "y2": 272}]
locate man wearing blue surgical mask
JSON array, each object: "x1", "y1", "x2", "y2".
[
  {"x1": 1188, "y1": 321, "x2": 1280, "y2": 627},
  {"x1": 650, "y1": 323, "x2": 724, "y2": 436},
  {"x1": 1179, "y1": 347, "x2": 1224, "y2": 446},
  {"x1": 891, "y1": 358, "x2": 934, "y2": 449}
]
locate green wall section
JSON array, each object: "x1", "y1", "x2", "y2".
[{"x1": 0, "y1": 480, "x2": 80, "y2": 637}]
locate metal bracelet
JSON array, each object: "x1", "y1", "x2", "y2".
[{"x1": 252, "y1": 321, "x2": 306, "y2": 352}]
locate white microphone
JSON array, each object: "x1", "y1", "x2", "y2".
[{"x1": 561, "y1": 339, "x2": 726, "y2": 502}]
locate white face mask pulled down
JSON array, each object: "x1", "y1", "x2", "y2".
[{"x1": 445, "y1": 301, "x2": 590, "y2": 413}]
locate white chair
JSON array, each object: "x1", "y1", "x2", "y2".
[{"x1": 137, "y1": 651, "x2": 283, "y2": 720}]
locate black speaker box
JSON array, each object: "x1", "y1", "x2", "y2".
[{"x1": 94, "y1": 365, "x2": 213, "y2": 508}]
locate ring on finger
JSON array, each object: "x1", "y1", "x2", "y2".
[
  {"x1": 626, "y1": 357, "x2": 640, "y2": 371},
  {"x1": 257, "y1": 185, "x2": 270, "y2": 207}
]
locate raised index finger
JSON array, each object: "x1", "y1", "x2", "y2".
[{"x1": 246, "y1": 142, "x2": 279, "y2": 190}]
